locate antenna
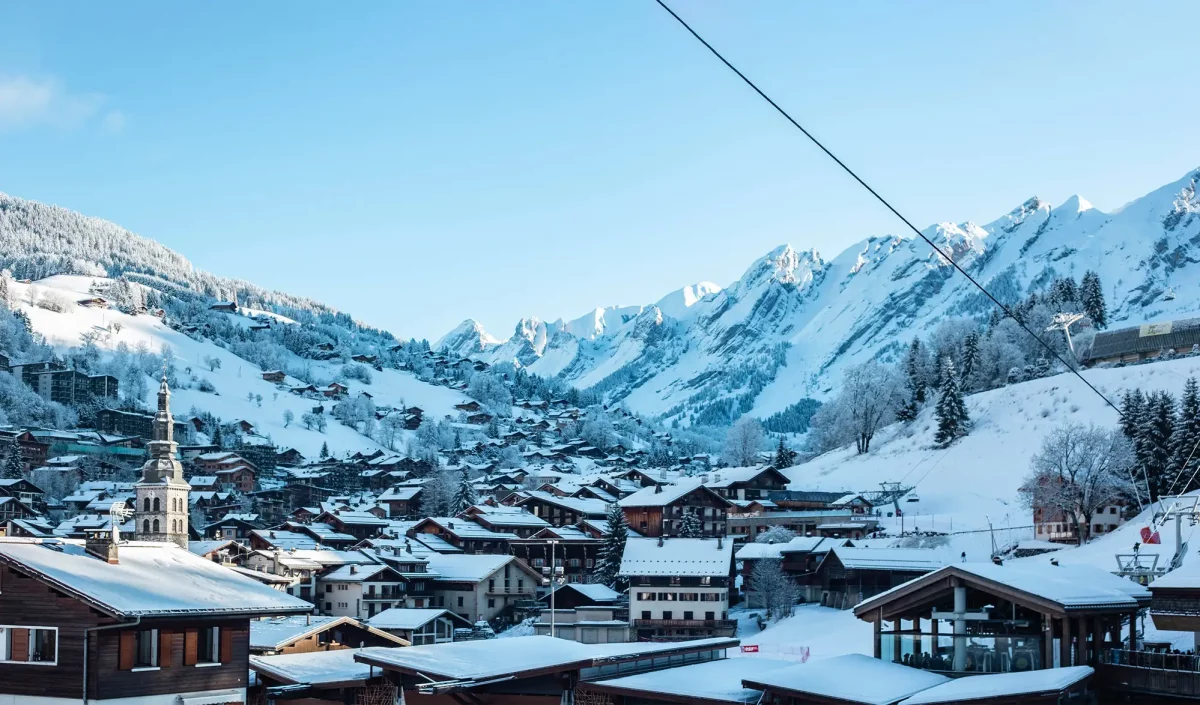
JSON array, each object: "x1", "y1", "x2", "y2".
[{"x1": 109, "y1": 501, "x2": 134, "y2": 543}]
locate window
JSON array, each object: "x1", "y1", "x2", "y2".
[
  {"x1": 585, "y1": 559, "x2": 593, "y2": 568},
  {"x1": 683, "y1": 611, "x2": 694, "y2": 620},
  {"x1": 0, "y1": 626, "x2": 58, "y2": 665},
  {"x1": 700, "y1": 577, "x2": 712, "y2": 585},
  {"x1": 636, "y1": 592, "x2": 656, "y2": 601},
  {"x1": 641, "y1": 611, "x2": 651, "y2": 620},
  {"x1": 487, "y1": 598, "x2": 495, "y2": 608},
  {"x1": 152, "y1": 519, "x2": 160, "y2": 533},
  {"x1": 153, "y1": 497, "x2": 161, "y2": 512},
  {"x1": 662, "y1": 610, "x2": 672, "y2": 620},
  {"x1": 196, "y1": 627, "x2": 219, "y2": 664},
  {"x1": 325, "y1": 584, "x2": 333, "y2": 593},
  {"x1": 325, "y1": 602, "x2": 332, "y2": 611},
  {"x1": 143, "y1": 497, "x2": 151, "y2": 512},
  {"x1": 517, "y1": 579, "x2": 524, "y2": 590},
  {"x1": 457, "y1": 596, "x2": 464, "y2": 607},
  {"x1": 135, "y1": 630, "x2": 157, "y2": 668}
]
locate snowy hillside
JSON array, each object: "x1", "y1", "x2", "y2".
[
  {"x1": 786, "y1": 354, "x2": 1200, "y2": 547},
  {"x1": 443, "y1": 168, "x2": 1200, "y2": 427},
  {"x1": 7, "y1": 275, "x2": 470, "y2": 458}
]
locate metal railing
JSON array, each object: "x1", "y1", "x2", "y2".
[{"x1": 1102, "y1": 649, "x2": 1200, "y2": 672}]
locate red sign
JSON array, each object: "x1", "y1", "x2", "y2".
[
  {"x1": 1140, "y1": 526, "x2": 1162, "y2": 544},
  {"x1": 741, "y1": 645, "x2": 760, "y2": 653}
]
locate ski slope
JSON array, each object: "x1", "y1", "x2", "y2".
[{"x1": 8, "y1": 275, "x2": 470, "y2": 458}]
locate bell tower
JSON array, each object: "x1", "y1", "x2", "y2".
[{"x1": 134, "y1": 376, "x2": 190, "y2": 548}]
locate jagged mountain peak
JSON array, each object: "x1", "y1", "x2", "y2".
[
  {"x1": 434, "y1": 318, "x2": 500, "y2": 357},
  {"x1": 738, "y1": 244, "x2": 825, "y2": 291}
]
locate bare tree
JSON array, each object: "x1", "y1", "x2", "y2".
[
  {"x1": 1020, "y1": 422, "x2": 1136, "y2": 546},
  {"x1": 282, "y1": 409, "x2": 294, "y2": 428},
  {"x1": 723, "y1": 417, "x2": 764, "y2": 466},
  {"x1": 203, "y1": 356, "x2": 222, "y2": 372},
  {"x1": 809, "y1": 361, "x2": 904, "y2": 454},
  {"x1": 750, "y1": 557, "x2": 800, "y2": 620}
]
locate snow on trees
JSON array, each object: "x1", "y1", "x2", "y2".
[
  {"x1": 897, "y1": 338, "x2": 928, "y2": 422},
  {"x1": 933, "y1": 357, "x2": 970, "y2": 447},
  {"x1": 810, "y1": 360, "x2": 903, "y2": 454},
  {"x1": 1080, "y1": 270, "x2": 1107, "y2": 329},
  {"x1": 1020, "y1": 422, "x2": 1136, "y2": 545},
  {"x1": 452, "y1": 468, "x2": 478, "y2": 514},
  {"x1": 594, "y1": 502, "x2": 629, "y2": 588},
  {"x1": 679, "y1": 509, "x2": 702, "y2": 538},
  {"x1": 772, "y1": 436, "x2": 795, "y2": 468},
  {"x1": 750, "y1": 557, "x2": 800, "y2": 620},
  {"x1": 1171, "y1": 377, "x2": 1200, "y2": 494},
  {"x1": 723, "y1": 416, "x2": 764, "y2": 466},
  {"x1": 282, "y1": 409, "x2": 294, "y2": 427},
  {"x1": 754, "y1": 526, "x2": 797, "y2": 544}
]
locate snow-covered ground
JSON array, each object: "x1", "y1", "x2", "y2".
[
  {"x1": 787, "y1": 355, "x2": 1200, "y2": 552},
  {"x1": 8, "y1": 275, "x2": 470, "y2": 458},
  {"x1": 732, "y1": 606, "x2": 873, "y2": 663}
]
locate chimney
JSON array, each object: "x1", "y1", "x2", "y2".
[
  {"x1": 717, "y1": 536, "x2": 723, "y2": 549},
  {"x1": 654, "y1": 484, "x2": 662, "y2": 494},
  {"x1": 273, "y1": 549, "x2": 281, "y2": 574},
  {"x1": 657, "y1": 535, "x2": 664, "y2": 547},
  {"x1": 350, "y1": 565, "x2": 358, "y2": 575},
  {"x1": 85, "y1": 529, "x2": 120, "y2": 565}
]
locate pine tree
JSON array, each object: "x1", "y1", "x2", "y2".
[
  {"x1": 211, "y1": 424, "x2": 224, "y2": 449},
  {"x1": 1140, "y1": 391, "x2": 1176, "y2": 501},
  {"x1": 1120, "y1": 389, "x2": 1146, "y2": 440},
  {"x1": 0, "y1": 440, "x2": 24, "y2": 479},
  {"x1": 319, "y1": 441, "x2": 329, "y2": 459},
  {"x1": 897, "y1": 338, "x2": 927, "y2": 422},
  {"x1": 594, "y1": 503, "x2": 629, "y2": 588},
  {"x1": 961, "y1": 332, "x2": 980, "y2": 391},
  {"x1": 679, "y1": 509, "x2": 702, "y2": 538},
  {"x1": 934, "y1": 357, "x2": 970, "y2": 447},
  {"x1": 773, "y1": 436, "x2": 795, "y2": 468},
  {"x1": 1171, "y1": 378, "x2": 1200, "y2": 493},
  {"x1": 452, "y1": 468, "x2": 477, "y2": 514},
  {"x1": 1080, "y1": 271, "x2": 1107, "y2": 329}
]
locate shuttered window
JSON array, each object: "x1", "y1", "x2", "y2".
[
  {"x1": 119, "y1": 631, "x2": 136, "y2": 669},
  {"x1": 0, "y1": 626, "x2": 57, "y2": 665},
  {"x1": 183, "y1": 629, "x2": 198, "y2": 666},
  {"x1": 158, "y1": 630, "x2": 172, "y2": 669}
]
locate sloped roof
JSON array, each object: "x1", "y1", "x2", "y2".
[
  {"x1": 831, "y1": 547, "x2": 952, "y2": 572},
  {"x1": 742, "y1": 654, "x2": 949, "y2": 705},
  {"x1": 0, "y1": 539, "x2": 311, "y2": 618},
  {"x1": 366, "y1": 607, "x2": 470, "y2": 630},
  {"x1": 619, "y1": 537, "x2": 733, "y2": 577}
]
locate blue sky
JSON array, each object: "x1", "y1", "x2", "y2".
[{"x1": 1, "y1": 2, "x2": 1197, "y2": 341}]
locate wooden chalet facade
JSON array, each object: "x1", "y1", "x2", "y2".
[
  {"x1": 509, "y1": 526, "x2": 602, "y2": 585},
  {"x1": 618, "y1": 478, "x2": 732, "y2": 538},
  {"x1": 0, "y1": 537, "x2": 310, "y2": 705}
]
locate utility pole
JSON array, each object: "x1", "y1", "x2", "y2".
[{"x1": 548, "y1": 539, "x2": 559, "y2": 638}]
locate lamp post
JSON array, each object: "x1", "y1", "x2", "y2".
[{"x1": 548, "y1": 539, "x2": 560, "y2": 638}]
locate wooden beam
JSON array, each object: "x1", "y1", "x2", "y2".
[
  {"x1": 1044, "y1": 614, "x2": 1055, "y2": 670},
  {"x1": 873, "y1": 617, "x2": 881, "y2": 659},
  {"x1": 1061, "y1": 613, "x2": 1072, "y2": 667}
]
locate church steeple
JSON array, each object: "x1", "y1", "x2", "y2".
[{"x1": 135, "y1": 375, "x2": 189, "y2": 547}]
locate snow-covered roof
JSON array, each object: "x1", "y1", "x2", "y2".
[
  {"x1": 544, "y1": 582, "x2": 622, "y2": 603},
  {"x1": 251, "y1": 649, "x2": 375, "y2": 686},
  {"x1": 1149, "y1": 550, "x2": 1200, "y2": 589},
  {"x1": 700, "y1": 465, "x2": 773, "y2": 488},
  {"x1": 355, "y1": 636, "x2": 738, "y2": 682},
  {"x1": 619, "y1": 477, "x2": 712, "y2": 508},
  {"x1": 832, "y1": 547, "x2": 953, "y2": 572},
  {"x1": 379, "y1": 486, "x2": 422, "y2": 501},
  {"x1": 366, "y1": 607, "x2": 468, "y2": 630},
  {"x1": 322, "y1": 563, "x2": 393, "y2": 582},
  {"x1": 521, "y1": 491, "x2": 609, "y2": 516},
  {"x1": 472, "y1": 511, "x2": 549, "y2": 528},
  {"x1": 250, "y1": 615, "x2": 407, "y2": 651},
  {"x1": 587, "y1": 656, "x2": 794, "y2": 704},
  {"x1": 0, "y1": 539, "x2": 312, "y2": 618},
  {"x1": 619, "y1": 537, "x2": 733, "y2": 577},
  {"x1": 419, "y1": 517, "x2": 518, "y2": 540},
  {"x1": 741, "y1": 654, "x2": 950, "y2": 705},
  {"x1": 899, "y1": 666, "x2": 1093, "y2": 705},
  {"x1": 425, "y1": 553, "x2": 519, "y2": 582}
]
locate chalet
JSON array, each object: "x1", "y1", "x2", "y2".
[
  {"x1": 289, "y1": 384, "x2": 318, "y2": 396},
  {"x1": 203, "y1": 514, "x2": 264, "y2": 542},
  {"x1": 739, "y1": 536, "x2": 851, "y2": 600},
  {"x1": 317, "y1": 563, "x2": 435, "y2": 619},
  {"x1": 261, "y1": 370, "x2": 287, "y2": 384},
  {"x1": 510, "y1": 525, "x2": 603, "y2": 585},
  {"x1": 466, "y1": 412, "x2": 494, "y2": 425},
  {"x1": 323, "y1": 382, "x2": 349, "y2": 398},
  {"x1": 5, "y1": 518, "x2": 56, "y2": 538},
  {"x1": 0, "y1": 430, "x2": 49, "y2": 471},
  {"x1": 408, "y1": 517, "x2": 517, "y2": 555},
  {"x1": 283, "y1": 521, "x2": 358, "y2": 549},
  {"x1": 424, "y1": 553, "x2": 542, "y2": 623},
  {"x1": 618, "y1": 477, "x2": 732, "y2": 538},
  {"x1": 454, "y1": 400, "x2": 483, "y2": 413},
  {"x1": 188, "y1": 539, "x2": 250, "y2": 565},
  {"x1": 249, "y1": 614, "x2": 406, "y2": 655},
  {"x1": 97, "y1": 408, "x2": 188, "y2": 442},
  {"x1": 620, "y1": 536, "x2": 736, "y2": 641},
  {"x1": 727, "y1": 508, "x2": 879, "y2": 540},
  {"x1": 350, "y1": 354, "x2": 378, "y2": 365},
  {"x1": 813, "y1": 547, "x2": 951, "y2": 609},
  {"x1": 210, "y1": 301, "x2": 239, "y2": 312},
  {"x1": 470, "y1": 508, "x2": 550, "y2": 538},
  {"x1": 1085, "y1": 318, "x2": 1200, "y2": 365},
  {"x1": 365, "y1": 607, "x2": 471, "y2": 645},
  {"x1": 517, "y1": 491, "x2": 609, "y2": 527},
  {"x1": 276, "y1": 447, "x2": 305, "y2": 466},
  {"x1": 378, "y1": 486, "x2": 423, "y2": 518},
  {"x1": 0, "y1": 477, "x2": 45, "y2": 506},
  {"x1": 318, "y1": 510, "x2": 389, "y2": 541},
  {"x1": 702, "y1": 465, "x2": 791, "y2": 501},
  {"x1": 0, "y1": 536, "x2": 310, "y2": 704},
  {"x1": 0, "y1": 496, "x2": 39, "y2": 521}
]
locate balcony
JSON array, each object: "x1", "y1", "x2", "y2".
[
  {"x1": 486, "y1": 586, "x2": 530, "y2": 595},
  {"x1": 633, "y1": 619, "x2": 737, "y2": 636},
  {"x1": 1099, "y1": 649, "x2": 1200, "y2": 699}
]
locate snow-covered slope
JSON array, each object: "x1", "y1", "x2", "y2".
[
  {"x1": 443, "y1": 168, "x2": 1200, "y2": 426},
  {"x1": 8, "y1": 276, "x2": 469, "y2": 458}
]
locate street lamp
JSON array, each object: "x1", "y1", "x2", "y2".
[{"x1": 548, "y1": 539, "x2": 561, "y2": 638}]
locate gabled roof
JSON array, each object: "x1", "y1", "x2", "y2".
[
  {"x1": 854, "y1": 561, "x2": 1152, "y2": 617},
  {"x1": 366, "y1": 607, "x2": 471, "y2": 631},
  {"x1": 618, "y1": 477, "x2": 730, "y2": 508},
  {"x1": 0, "y1": 539, "x2": 311, "y2": 619},
  {"x1": 250, "y1": 615, "x2": 408, "y2": 651},
  {"x1": 251, "y1": 649, "x2": 376, "y2": 687},
  {"x1": 540, "y1": 582, "x2": 622, "y2": 604},
  {"x1": 519, "y1": 490, "x2": 609, "y2": 517},
  {"x1": 586, "y1": 656, "x2": 795, "y2": 705},
  {"x1": 829, "y1": 547, "x2": 952, "y2": 572},
  {"x1": 898, "y1": 666, "x2": 1093, "y2": 705},
  {"x1": 425, "y1": 553, "x2": 533, "y2": 582},
  {"x1": 619, "y1": 537, "x2": 733, "y2": 577}
]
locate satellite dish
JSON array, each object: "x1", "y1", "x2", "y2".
[{"x1": 109, "y1": 501, "x2": 134, "y2": 543}]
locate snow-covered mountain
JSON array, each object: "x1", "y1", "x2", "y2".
[{"x1": 442, "y1": 168, "x2": 1200, "y2": 426}]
